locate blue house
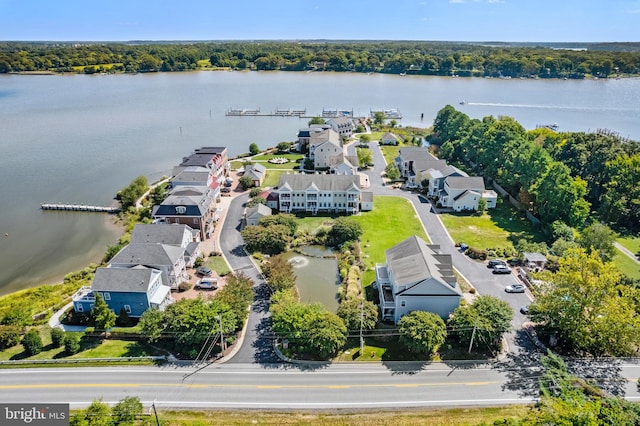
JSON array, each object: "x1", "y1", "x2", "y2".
[{"x1": 72, "y1": 265, "x2": 174, "y2": 318}]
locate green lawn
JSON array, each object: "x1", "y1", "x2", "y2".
[
  {"x1": 379, "y1": 145, "x2": 400, "y2": 165},
  {"x1": 261, "y1": 170, "x2": 286, "y2": 188},
  {"x1": 295, "y1": 216, "x2": 338, "y2": 235},
  {"x1": 613, "y1": 250, "x2": 640, "y2": 279},
  {"x1": 354, "y1": 196, "x2": 429, "y2": 287},
  {"x1": 252, "y1": 153, "x2": 303, "y2": 161},
  {"x1": 439, "y1": 201, "x2": 546, "y2": 254},
  {"x1": 206, "y1": 254, "x2": 231, "y2": 276},
  {"x1": 252, "y1": 160, "x2": 302, "y2": 170},
  {"x1": 618, "y1": 235, "x2": 640, "y2": 255}
]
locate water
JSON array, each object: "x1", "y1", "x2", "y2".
[
  {"x1": 284, "y1": 246, "x2": 340, "y2": 312},
  {"x1": 1, "y1": 71, "x2": 639, "y2": 294}
]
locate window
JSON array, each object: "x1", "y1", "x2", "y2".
[
  {"x1": 76, "y1": 303, "x2": 83, "y2": 312},
  {"x1": 193, "y1": 218, "x2": 199, "y2": 224},
  {"x1": 103, "y1": 292, "x2": 110, "y2": 301},
  {"x1": 401, "y1": 301, "x2": 406, "y2": 307},
  {"x1": 124, "y1": 305, "x2": 132, "y2": 314}
]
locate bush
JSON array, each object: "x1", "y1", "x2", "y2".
[
  {"x1": 193, "y1": 255, "x2": 205, "y2": 268},
  {"x1": 178, "y1": 282, "x2": 192, "y2": 293},
  {"x1": 116, "y1": 307, "x2": 131, "y2": 327},
  {"x1": 63, "y1": 333, "x2": 81, "y2": 355},
  {"x1": 22, "y1": 329, "x2": 43, "y2": 356},
  {"x1": 249, "y1": 187, "x2": 262, "y2": 198},
  {"x1": 50, "y1": 327, "x2": 65, "y2": 348},
  {"x1": 466, "y1": 247, "x2": 488, "y2": 260},
  {"x1": 0, "y1": 325, "x2": 22, "y2": 349}
]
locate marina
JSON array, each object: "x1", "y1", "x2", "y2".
[{"x1": 225, "y1": 106, "x2": 401, "y2": 119}]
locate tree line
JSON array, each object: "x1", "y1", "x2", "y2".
[
  {"x1": 2, "y1": 41, "x2": 640, "y2": 78},
  {"x1": 431, "y1": 105, "x2": 640, "y2": 233}
]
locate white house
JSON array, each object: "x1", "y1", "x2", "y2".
[
  {"x1": 425, "y1": 165, "x2": 468, "y2": 197},
  {"x1": 244, "y1": 204, "x2": 272, "y2": 227},
  {"x1": 395, "y1": 147, "x2": 447, "y2": 187},
  {"x1": 244, "y1": 163, "x2": 267, "y2": 187},
  {"x1": 296, "y1": 124, "x2": 331, "y2": 152},
  {"x1": 328, "y1": 153, "x2": 359, "y2": 175},
  {"x1": 376, "y1": 236, "x2": 462, "y2": 323},
  {"x1": 309, "y1": 129, "x2": 343, "y2": 169},
  {"x1": 380, "y1": 131, "x2": 400, "y2": 146},
  {"x1": 437, "y1": 176, "x2": 497, "y2": 211},
  {"x1": 326, "y1": 117, "x2": 355, "y2": 138},
  {"x1": 276, "y1": 174, "x2": 372, "y2": 215}
]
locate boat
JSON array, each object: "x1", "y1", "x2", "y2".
[{"x1": 459, "y1": 101, "x2": 466, "y2": 105}]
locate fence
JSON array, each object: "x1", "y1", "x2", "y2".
[{"x1": 0, "y1": 356, "x2": 166, "y2": 366}]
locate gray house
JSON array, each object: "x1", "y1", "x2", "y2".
[
  {"x1": 110, "y1": 243, "x2": 187, "y2": 289},
  {"x1": 376, "y1": 235, "x2": 462, "y2": 323},
  {"x1": 244, "y1": 204, "x2": 272, "y2": 227},
  {"x1": 130, "y1": 224, "x2": 201, "y2": 267}
]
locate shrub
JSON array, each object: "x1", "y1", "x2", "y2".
[
  {"x1": 0, "y1": 325, "x2": 21, "y2": 349},
  {"x1": 63, "y1": 333, "x2": 81, "y2": 355},
  {"x1": 193, "y1": 255, "x2": 205, "y2": 268},
  {"x1": 178, "y1": 282, "x2": 192, "y2": 293},
  {"x1": 466, "y1": 247, "x2": 488, "y2": 260},
  {"x1": 249, "y1": 187, "x2": 262, "y2": 198},
  {"x1": 22, "y1": 329, "x2": 43, "y2": 356},
  {"x1": 116, "y1": 307, "x2": 131, "y2": 327},
  {"x1": 50, "y1": 327, "x2": 65, "y2": 348}
]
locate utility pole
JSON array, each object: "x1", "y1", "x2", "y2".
[
  {"x1": 218, "y1": 314, "x2": 225, "y2": 352},
  {"x1": 468, "y1": 320, "x2": 478, "y2": 354},
  {"x1": 151, "y1": 399, "x2": 160, "y2": 426},
  {"x1": 359, "y1": 301, "x2": 364, "y2": 354}
]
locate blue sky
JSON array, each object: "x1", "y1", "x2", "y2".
[{"x1": 0, "y1": 0, "x2": 638, "y2": 42}]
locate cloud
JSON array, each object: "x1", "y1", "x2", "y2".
[{"x1": 449, "y1": 0, "x2": 465, "y2": 3}]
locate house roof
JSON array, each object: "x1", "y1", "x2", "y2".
[
  {"x1": 277, "y1": 174, "x2": 360, "y2": 192},
  {"x1": 328, "y1": 153, "x2": 359, "y2": 169},
  {"x1": 309, "y1": 129, "x2": 342, "y2": 148},
  {"x1": 153, "y1": 185, "x2": 213, "y2": 217},
  {"x1": 246, "y1": 204, "x2": 272, "y2": 220},
  {"x1": 453, "y1": 189, "x2": 481, "y2": 202},
  {"x1": 524, "y1": 252, "x2": 548, "y2": 263},
  {"x1": 381, "y1": 132, "x2": 399, "y2": 142},
  {"x1": 361, "y1": 191, "x2": 374, "y2": 203},
  {"x1": 172, "y1": 167, "x2": 211, "y2": 185},
  {"x1": 130, "y1": 224, "x2": 192, "y2": 246},
  {"x1": 385, "y1": 236, "x2": 460, "y2": 295},
  {"x1": 92, "y1": 265, "x2": 161, "y2": 293},
  {"x1": 245, "y1": 163, "x2": 266, "y2": 180},
  {"x1": 327, "y1": 117, "x2": 354, "y2": 126},
  {"x1": 445, "y1": 176, "x2": 485, "y2": 191},
  {"x1": 440, "y1": 165, "x2": 468, "y2": 178},
  {"x1": 111, "y1": 243, "x2": 184, "y2": 267}
]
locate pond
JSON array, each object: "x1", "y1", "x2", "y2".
[{"x1": 283, "y1": 246, "x2": 340, "y2": 313}]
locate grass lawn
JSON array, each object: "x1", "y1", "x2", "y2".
[
  {"x1": 0, "y1": 281, "x2": 84, "y2": 324},
  {"x1": 261, "y1": 170, "x2": 286, "y2": 188},
  {"x1": 155, "y1": 406, "x2": 530, "y2": 425},
  {"x1": 439, "y1": 201, "x2": 546, "y2": 254},
  {"x1": 354, "y1": 196, "x2": 429, "y2": 287},
  {"x1": 613, "y1": 250, "x2": 640, "y2": 279},
  {"x1": 252, "y1": 153, "x2": 303, "y2": 161},
  {"x1": 379, "y1": 145, "x2": 400, "y2": 165},
  {"x1": 295, "y1": 215, "x2": 338, "y2": 235},
  {"x1": 252, "y1": 161, "x2": 302, "y2": 170},
  {"x1": 206, "y1": 255, "x2": 231, "y2": 276},
  {"x1": 618, "y1": 235, "x2": 640, "y2": 255}
]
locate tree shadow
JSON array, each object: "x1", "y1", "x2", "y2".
[
  {"x1": 381, "y1": 360, "x2": 431, "y2": 375},
  {"x1": 566, "y1": 358, "x2": 627, "y2": 397}
]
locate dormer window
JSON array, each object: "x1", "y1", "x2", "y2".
[{"x1": 175, "y1": 206, "x2": 187, "y2": 214}]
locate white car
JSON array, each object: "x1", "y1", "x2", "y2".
[{"x1": 195, "y1": 277, "x2": 218, "y2": 290}]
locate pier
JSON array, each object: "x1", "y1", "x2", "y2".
[
  {"x1": 225, "y1": 107, "x2": 307, "y2": 117},
  {"x1": 41, "y1": 203, "x2": 120, "y2": 213}
]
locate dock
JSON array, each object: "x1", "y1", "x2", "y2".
[
  {"x1": 225, "y1": 107, "x2": 307, "y2": 117},
  {"x1": 370, "y1": 108, "x2": 402, "y2": 119},
  {"x1": 41, "y1": 203, "x2": 120, "y2": 213}
]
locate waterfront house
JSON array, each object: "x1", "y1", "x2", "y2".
[
  {"x1": 296, "y1": 124, "x2": 331, "y2": 153},
  {"x1": 437, "y1": 176, "x2": 497, "y2": 211},
  {"x1": 326, "y1": 117, "x2": 355, "y2": 138},
  {"x1": 395, "y1": 147, "x2": 447, "y2": 187},
  {"x1": 276, "y1": 173, "x2": 372, "y2": 215},
  {"x1": 171, "y1": 166, "x2": 220, "y2": 202},
  {"x1": 376, "y1": 236, "x2": 462, "y2": 324},
  {"x1": 328, "y1": 153, "x2": 359, "y2": 175},
  {"x1": 309, "y1": 129, "x2": 343, "y2": 169},
  {"x1": 380, "y1": 131, "x2": 400, "y2": 146},
  {"x1": 152, "y1": 185, "x2": 216, "y2": 239},
  {"x1": 244, "y1": 163, "x2": 267, "y2": 187},
  {"x1": 244, "y1": 204, "x2": 272, "y2": 227},
  {"x1": 72, "y1": 265, "x2": 174, "y2": 318},
  {"x1": 130, "y1": 223, "x2": 201, "y2": 267},
  {"x1": 173, "y1": 147, "x2": 229, "y2": 187},
  {"x1": 109, "y1": 243, "x2": 187, "y2": 289}
]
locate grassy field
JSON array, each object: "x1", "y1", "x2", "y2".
[
  {"x1": 613, "y1": 250, "x2": 640, "y2": 279},
  {"x1": 618, "y1": 235, "x2": 640, "y2": 255},
  {"x1": 295, "y1": 215, "x2": 338, "y2": 235},
  {"x1": 0, "y1": 280, "x2": 85, "y2": 324},
  {"x1": 0, "y1": 327, "x2": 164, "y2": 362},
  {"x1": 379, "y1": 145, "x2": 400, "y2": 165},
  {"x1": 438, "y1": 201, "x2": 546, "y2": 254},
  {"x1": 262, "y1": 170, "x2": 286, "y2": 188},
  {"x1": 206, "y1": 254, "x2": 231, "y2": 276},
  {"x1": 152, "y1": 406, "x2": 530, "y2": 425},
  {"x1": 354, "y1": 196, "x2": 429, "y2": 287},
  {"x1": 252, "y1": 153, "x2": 303, "y2": 161}
]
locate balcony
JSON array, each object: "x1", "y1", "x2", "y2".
[{"x1": 72, "y1": 286, "x2": 95, "y2": 303}]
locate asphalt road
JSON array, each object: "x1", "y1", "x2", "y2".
[{"x1": 1, "y1": 360, "x2": 638, "y2": 409}]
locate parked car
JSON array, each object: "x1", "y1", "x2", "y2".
[
  {"x1": 221, "y1": 187, "x2": 231, "y2": 193},
  {"x1": 505, "y1": 283, "x2": 526, "y2": 293},
  {"x1": 492, "y1": 264, "x2": 512, "y2": 274},
  {"x1": 196, "y1": 266, "x2": 212, "y2": 277},
  {"x1": 195, "y1": 277, "x2": 218, "y2": 290},
  {"x1": 487, "y1": 259, "x2": 507, "y2": 268},
  {"x1": 520, "y1": 305, "x2": 530, "y2": 314}
]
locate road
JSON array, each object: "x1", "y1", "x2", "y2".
[{"x1": 1, "y1": 359, "x2": 639, "y2": 409}]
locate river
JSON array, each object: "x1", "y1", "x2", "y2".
[{"x1": 1, "y1": 71, "x2": 639, "y2": 294}]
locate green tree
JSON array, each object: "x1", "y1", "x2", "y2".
[
  {"x1": 21, "y1": 329, "x2": 43, "y2": 356},
  {"x1": 242, "y1": 224, "x2": 291, "y2": 254},
  {"x1": 70, "y1": 398, "x2": 112, "y2": 426},
  {"x1": 448, "y1": 295, "x2": 513, "y2": 351},
  {"x1": 530, "y1": 248, "x2": 640, "y2": 356},
  {"x1": 398, "y1": 311, "x2": 447, "y2": 355},
  {"x1": 116, "y1": 306, "x2": 131, "y2": 327},
  {"x1": 384, "y1": 163, "x2": 400, "y2": 181},
  {"x1": 249, "y1": 187, "x2": 262, "y2": 198},
  {"x1": 262, "y1": 254, "x2": 297, "y2": 293},
  {"x1": 149, "y1": 182, "x2": 168, "y2": 206},
  {"x1": 112, "y1": 396, "x2": 143, "y2": 424},
  {"x1": 359, "y1": 134, "x2": 370, "y2": 144},
  {"x1": 0, "y1": 325, "x2": 21, "y2": 349},
  {"x1": 90, "y1": 294, "x2": 116, "y2": 331},
  {"x1": 116, "y1": 175, "x2": 148, "y2": 210},
  {"x1": 336, "y1": 298, "x2": 378, "y2": 332},
  {"x1": 551, "y1": 220, "x2": 575, "y2": 242},
  {"x1": 249, "y1": 143, "x2": 260, "y2": 155},
  {"x1": 599, "y1": 153, "x2": 640, "y2": 232},
  {"x1": 138, "y1": 308, "x2": 166, "y2": 343},
  {"x1": 63, "y1": 333, "x2": 81, "y2": 355},
  {"x1": 356, "y1": 147, "x2": 372, "y2": 168},
  {"x1": 373, "y1": 111, "x2": 386, "y2": 126},
  {"x1": 1, "y1": 305, "x2": 32, "y2": 326},
  {"x1": 579, "y1": 222, "x2": 618, "y2": 262},
  {"x1": 327, "y1": 217, "x2": 363, "y2": 247},
  {"x1": 215, "y1": 272, "x2": 254, "y2": 328},
  {"x1": 247, "y1": 196, "x2": 266, "y2": 207},
  {"x1": 308, "y1": 116, "x2": 326, "y2": 125},
  {"x1": 50, "y1": 327, "x2": 65, "y2": 348},
  {"x1": 259, "y1": 214, "x2": 298, "y2": 235},
  {"x1": 238, "y1": 175, "x2": 254, "y2": 189},
  {"x1": 276, "y1": 141, "x2": 292, "y2": 153},
  {"x1": 476, "y1": 197, "x2": 487, "y2": 213}
]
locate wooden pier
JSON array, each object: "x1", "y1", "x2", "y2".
[{"x1": 41, "y1": 203, "x2": 120, "y2": 213}]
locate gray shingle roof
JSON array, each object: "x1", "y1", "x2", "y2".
[
  {"x1": 246, "y1": 204, "x2": 272, "y2": 220},
  {"x1": 130, "y1": 224, "x2": 191, "y2": 246},
  {"x1": 445, "y1": 176, "x2": 485, "y2": 191},
  {"x1": 92, "y1": 265, "x2": 159, "y2": 292},
  {"x1": 277, "y1": 174, "x2": 360, "y2": 192},
  {"x1": 111, "y1": 243, "x2": 184, "y2": 267}
]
